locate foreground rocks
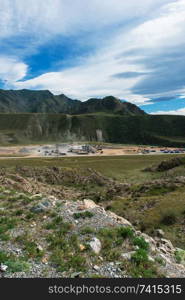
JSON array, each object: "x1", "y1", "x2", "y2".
[{"x1": 0, "y1": 187, "x2": 185, "y2": 278}]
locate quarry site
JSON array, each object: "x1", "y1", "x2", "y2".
[{"x1": 1, "y1": 143, "x2": 185, "y2": 158}]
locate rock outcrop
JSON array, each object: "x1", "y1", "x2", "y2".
[{"x1": 0, "y1": 189, "x2": 184, "y2": 278}]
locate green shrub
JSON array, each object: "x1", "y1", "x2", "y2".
[
  {"x1": 80, "y1": 227, "x2": 95, "y2": 235},
  {"x1": 25, "y1": 212, "x2": 35, "y2": 220},
  {"x1": 0, "y1": 233, "x2": 11, "y2": 241},
  {"x1": 175, "y1": 249, "x2": 185, "y2": 264},
  {"x1": 0, "y1": 217, "x2": 17, "y2": 229},
  {"x1": 0, "y1": 217, "x2": 17, "y2": 238},
  {"x1": 0, "y1": 250, "x2": 30, "y2": 273},
  {"x1": 73, "y1": 211, "x2": 94, "y2": 219},
  {"x1": 49, "y1": 233, "x2": 87, "y2": 273},
  {"x1": 45, "y1": 216, "x2": 64, "y2": 230},
  {"x1": 24, "y1": 241, "x2": 44, "y2": 259},
  {"x1": 68, "y1": 255, "x2": 86, "y2": 272},
  {"x1": 15, "y1": 234, "x2": 44, "y2": 259},
  {"x1": 130, "y1": 263, "x2": 160, "y2": 278},
  {"x1": 145, "y1": 185, "x2": 175, "y2": 196},
  {"x1": 133, "y1": 237, "x2": 149, "y2": 251},
  {"x1": 104, "y1": 249, "x2": 121, "y2": 261},
  {"x1": 5, "y1": 260, "x2": 30, "y2": 273},
  {"x1": 131, "y1": 249, "x2": 148, "y2": 265},
  {"x1": 51, "y1": 248, "x2": 86, "y2": 272},
  {"x1": 98, "y1": 227, "x2": 134, "y2": 253},
  {"x1": 160, "y1": 212, "x2": 177, "y2": 225},
  {"x1": 0, "y1": 250, "x2": 9, "y2": 262},
  {"x1": 117, "y1": 227, "x2": 134, "y2": 239},
  {"x1": 47, "y1": 234, "x2": 70, "y2": 250},
  {"x1": 15, "y1": 209, "x2": 23, "y2": 216},
  {"x1": 98, "y1": 228, "x2": 116, "y2": 239}
]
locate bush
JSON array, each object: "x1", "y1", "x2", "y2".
[
  {"x1": 0, "y1": 250, "x2": 9, "y2": 262},
  {"x1": 15, "y1": 209, "x2": 23, "y2": 216},
  {"x1": 45, "y1": 216, "x2": 64, "y2": 230},
  {"x1": 175, "y1": 249, "x2": 185, "y2": 264},
  {"x1": 131, "y1": 249, "x2": 148, "y2": 265},
  {"x1": 98, "y1": 228, "x2": 116, "y2": 239},
  {"x1": 117, "y1": 227, "x2": 134, "y2": 239},
  {"x1": 15, "y1": 234, "x2": 44, "y2": 259},
  {"x1": 81, "y1": 227, "x2": 95, "y2": 235},
  {"x1": 68, "y1": 255, "x2": 86, "y2": 272},
  {"x1": 0, "y1": 250, "x2": 30, "y2": 273},
  {"x1": 5, "y1": 260, "x2": 30, "y2": 273},
  {"x1": 51, "y1": 249, "x2": 86, "y2": 272},
  {"x1": 160, "y1": 212, "x2": 177, "y2": 225},
  {"x1": 104, "y1": 249, "x2": 121, "y2": 261},
  {"x1": 133, "y1": 237, "x2": 149, "y2": 251},
  {"x1": 73, "y1": 211, "x2": 94, "y2": 219},
  {"x1": 0, "y1": 233, "x2": 10, "y2": 241},
  {"x1": 0, "y1": 217, "x2": 17, "y2": 239},
  {"x1": 130, "y1": 263, "x2": 160, "y2": 278},
  {"x1": 47, "y1": 235, "x2": 70, "y2": 250}
]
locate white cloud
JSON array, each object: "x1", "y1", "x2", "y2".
[
  {"x1": 13, "y1": 49, "x2": 150, "y2": 102},
  {"x1": 128, "y1": 0, "x2": 185, "y2": 50},
  {"x1": 0, "y1": 56, "x2": 27, "y2": 83},
  {"x1": 1, "y1": 0, "x2": 185, "y2": 105},
  {"x1": 151, "y1": 108, "x2": 185, "y2": 116},
  {"x1": 0, "y1": 0, "x2": 174, "y2": 39}
]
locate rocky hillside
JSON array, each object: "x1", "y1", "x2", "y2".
[{"x1": 0, "y1": 167, "x2": 185, "y2": 278}]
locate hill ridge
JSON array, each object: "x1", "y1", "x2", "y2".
[{"x1": 0, "y1": 89, "x2": 145, "y2": 115}]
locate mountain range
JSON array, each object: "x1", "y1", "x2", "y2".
[
  {"x1": 0, "y1": 89, "x2": 185, "y2": 147},
  {"x1": 0, "y1": 89, "x2": 145, "y2": 115}
]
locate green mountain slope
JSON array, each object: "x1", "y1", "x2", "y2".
[{"x1": 1, "y1": 113, "x2": 185, "y2": 146}]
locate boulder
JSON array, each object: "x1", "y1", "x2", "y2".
[
  {"x1": 89, "y1": 237, "x2": 102, "y2": 254},
  {"x1": 36, "y1": 245, "x2": 44, "y2": 252},
  {"x1": 30, "y1": 204, "x2": 47, "y2": 213},
  {"x1": 0, "y1": 264, "x2": 8, "y2": 272},
  {"x1": 121, "y1": 251, "x2": 135, "y2": 260},
  {"x1": 93, "y1": 265, "x2": 100, "y2": 271},
  {"x1": 30, "y1": 199, "x2": 54, "y2": 213},
  {"x1": 83, "y1": 199, "x2": 98, "y2": 209}
]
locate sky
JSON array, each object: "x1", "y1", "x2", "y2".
[{"x1": 0, "y1": 0, "x2": 185, "y2": 114}]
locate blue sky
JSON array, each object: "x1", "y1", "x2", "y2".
[{"x1": 0, "y1": 0, "x2": 185, "y2": 114}]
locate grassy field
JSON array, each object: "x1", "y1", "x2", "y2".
[{"x1": 0, "y1": 154, "x2": 184, "y2": 183}]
